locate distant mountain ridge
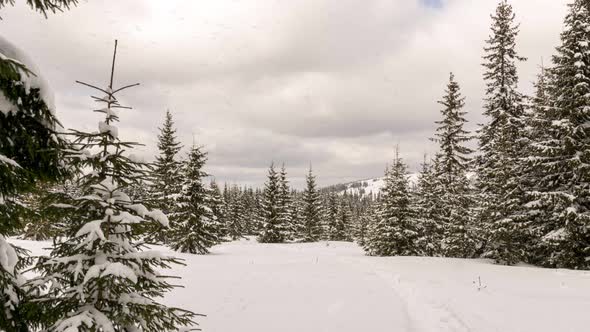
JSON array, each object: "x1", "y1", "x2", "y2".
[{"x1": 321, "y1": 174, "x2": 419, "y2": 198}]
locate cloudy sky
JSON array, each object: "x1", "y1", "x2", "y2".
[{"x1": 1, "y1": 0, "x2": 569, "y2": 188}]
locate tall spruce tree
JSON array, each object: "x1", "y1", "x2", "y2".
[
  {"x1": 169, "y1": 145, "x2": 219, "y2": 254},
  {"x1": 525, "y1": 0, "x2": 590, "y2": 269},
  {"x1": 519, "y1": 67, "x2": 553, "y2": 265},
  {"x1": 29, "y1": 42, "x2": 197, "y2": 331},
  {"x1": 477, "y1": 0, "x2": 528, "y2": 264},
  {"x1": 365, "y1": 150, "x2": 417, "y2": 256},
  {"x1": 432, "y1": 74, "x2": 475, "y2": 258},
  {"x1": 147, "y1": 110, "x2": 183, "y2": 243},
  {"x1": 277, "y1": 164, "x2": 294, "y2": 240},
  {"x1": 300, "y1": 166, "x2": 323, "y2": 242},
  {"x1": 258, "y1": 163, "x2": 286, "y2": 243}
]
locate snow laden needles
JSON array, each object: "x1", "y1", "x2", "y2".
[{"x1": 27, "y1": 41, "x2": 200, "y2": 332}]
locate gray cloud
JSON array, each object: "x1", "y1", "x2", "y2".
[{"x1": 0, "y1": 0, "x2": 569, "y2": 188}]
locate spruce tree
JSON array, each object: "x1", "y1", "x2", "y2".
[
  {"x1": 209, "y1": 179, "x2": 228, "y2": 240},
  {"x1": 169, "y1": 145, "x2": 219, "y2": 254},
  {"x1": 29, "y1": 41, "x2": 197, "y2": 331},
  {"x1": 226, "y1": 186, "x2": 246, "y2": 240},
  {"x1": 365, "y1": 150, "x2": 417, "y2": 256},
  {"x1": 258, "y1": 163, "x2": 286, "y2": 243},
  {"x1": 300, "y1": 166, "x2": 323, "y2": 242},
  {"x1": 335, "y1": 197, "x2": 352, "y2": 242},
  {"x1": 431, "y1": 73, "x2": 476, "y2": 258},
  {"x1": 147, "y1": 110, "x2": 183, "y2": 243},
  {"x1": 354, "y1": 203, "x2": 376, "y2": 247},
  {"x1": 277, "y1": 164, "x2": 294, "y2": 240},
  {"x1": 413, "y1": 156, "x2": 444, "y2": 256},
  {"x1": 477, "y1": 0, "x2": 528, "y2": 264},
  {"x1": 525, "y1": 0, "x2": 590, "y2": 269}
]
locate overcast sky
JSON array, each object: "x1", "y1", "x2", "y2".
[{"x1": 1, "y1": 0, "x2": 569, "y2": 188}]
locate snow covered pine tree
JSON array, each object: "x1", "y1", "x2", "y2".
[
  {"x1": 432, "y1": 73, "x2": 475, "y2": 258},
  {"x1": 277, "y1": 164, "x2": 295, "y2": 240},
  {"x1": 146, "y1": 110, "x2": 183, "y2": 244},
  {"x1": 365, "y1": 150, "x2": 417, "y2": 256},
  {"x1": 477, "y1": 0, "x2": 528, "y2": 265},
  {"x1": 29, "y1": 41, "x2": 199, "y2": 331},
  {"x1": 169, "y1": 144, "x2": 221, "y2": 254},
  {"x1": 0, "y1": 34, "x2": 70, "y2": 331},
  {"x1": 414, "y1": 156, "x2": 444, "y2": 256},
  {"x1": 300, "y1": 166, "x2": 323, "y2": 242},
  {"x1": 525, "y1": 0, "x2": 590, "y2": 269},
  {"x1": 258, "y1": 163, "x2": 287, "y2": 243}
]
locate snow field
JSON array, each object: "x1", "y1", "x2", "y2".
[{"x1": 11, "y1": 238, "x2": 590, "y2": 332}]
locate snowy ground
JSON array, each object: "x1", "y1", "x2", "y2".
[{"x1": 11, "y1": 238, "x2": 590, "y2": 332}]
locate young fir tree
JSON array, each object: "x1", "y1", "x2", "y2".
[
  {"x1": 300, "y1": 166, "x2": 323, "y2": 242},
  {"x1": 258, "y1": 163, "x2": 286, "y2": 243},
  {"x1": 1, "y1": 35, "x2": 69, "y2": 331},
  {"x1": 525, "y1": 0, "x2": 590, "y2": 269},
  {"x1": 277, "y1": 164, "x2": 294, "y2": 240},
  {"x1": 146, "y1": 110, "x2": 183, "y2": 244},
  {"x1": 432, "y1": 73, "x2": 476, "y2": 258},
  {"x1": 413, "y1": 156, "x2": 444, "y2": 256},
  {"x1": 365, "y1": 150, "x2": 417, "y2": 256},
  {"x1": 29, "y1": 41, "x2": 198, "y2": 331},
  {"x1": 169, "y1": 145, "x2": 219, "y2": 254},
  {"x1": 477, "y1": 0, "x2": 528, "y2": 264}
]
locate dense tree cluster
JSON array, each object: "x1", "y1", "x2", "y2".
[{"x1": 361, "y1": 0, "x2": 590, "y2": 271}]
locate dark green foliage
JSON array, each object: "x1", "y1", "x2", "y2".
[
  {"x1": 0, "y1": 37, "x2": 68, "y2": 332},
  {"x1": 19, "y1": 181, "x2": 77, "y2": 241}
]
